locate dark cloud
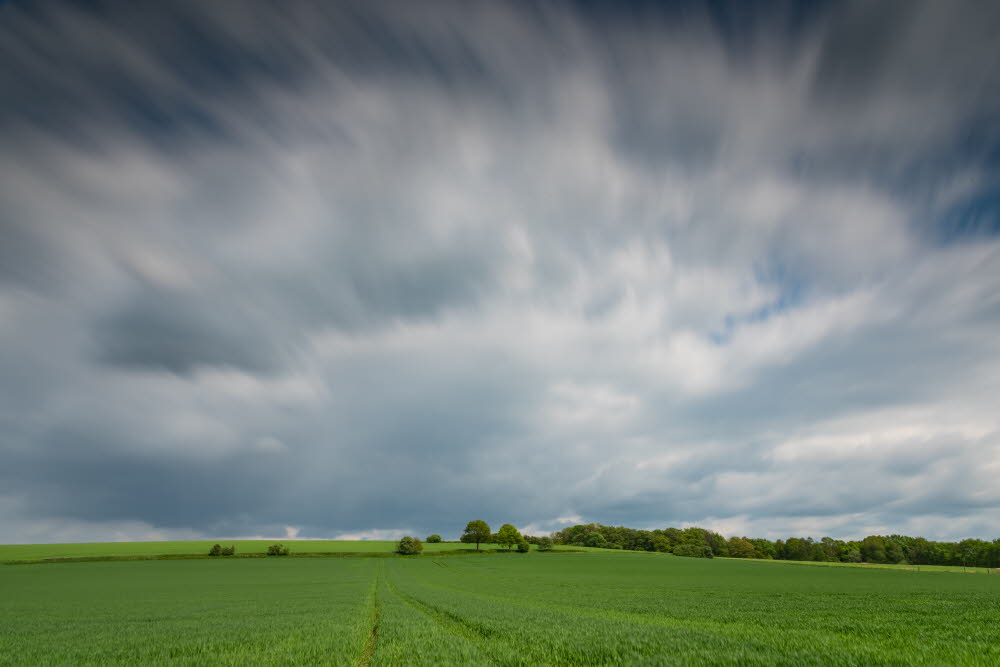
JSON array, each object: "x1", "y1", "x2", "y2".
[
  {"x1": 95, "y1": 286, "x2": 280, "y2": 374},
  {"x1": 1, "y1": 0, "x2": 999, "y2": 544}
]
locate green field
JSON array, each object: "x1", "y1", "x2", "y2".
[
  {"x1": 0, "y1": 540, "x2": 604, "y2": 563},
  {"x1": 720, "y1": 556, "x2": 998, "y2": 575},
  {"x1": 3, "y1": 549, "x2": 999, "y2": 665}
]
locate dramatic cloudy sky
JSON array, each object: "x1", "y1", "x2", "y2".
[{"x1": 1, "y1": 0, "x2": 999, "y2": 544}]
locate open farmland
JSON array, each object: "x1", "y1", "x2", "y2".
[
  {"x1": 2, "y1": 550, "x2": 999, "y2": 665},
  {"x1": 0, "y1": 540, "x2": 595, "y2": 563}
]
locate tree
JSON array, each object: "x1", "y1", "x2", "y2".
[
  {"x1": 750, "y1": 538, "x2": 776, "y2": 559},
  {"x1": 585, "y1": 532, "x2": 608, "y2": 548},
  {"x1": 649, "y1": 535, "x2": 670, "y2": 553},
  {"x1": 842, "y1": 548, "x2": 862, "y2": 563},
  {"x1": 426, "y1": 534, "x2": 442, "y2": 543},
  {"x1": 209, "y1": 544, "x2": 222, "y2": 557},
  {"x1": 496, "y1": 524, "x2": 522, "y2": 551},
  {"x1": 266, "y1": 543, "x2": 290, "y2": 556},
  {"x1": 861, "y1": 536, "x2": 888, "y2": 563},
  {"x1": 397, "y1": 536, "x2": 423, "y2": 555},
  {"x1": 673, "y1": 543, "x2": 712, "y2": 558},
  {"x1": 885, "y1": 539, "x2": 906, "y2": 564},
  {"x1": 516, "y1": 539, "x2": 530, "y2": 553},
  {"x1": 461, "y1": 520, "x2": 491, "y2": 551},
  {"x1": 727, "y1": 537, "x2": 757, "y2": 559},
  {"x1": 537, "y1": 536, "x2": 554, "y2": 551}
]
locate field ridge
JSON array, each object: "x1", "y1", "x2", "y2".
[
  {"x1": 357, "y1": 562, "x2": 382, "y2": 667},
  {"x1": 385, "y1": 574, "x2": 497, "y2": 664}
]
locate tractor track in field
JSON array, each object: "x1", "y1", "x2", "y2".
[
  {"x1": 385, "y1": 570, "x2": 497, "y2": 664},
  {"x1": 357, "y1": 562, "x2": 383, "y2": 667}
]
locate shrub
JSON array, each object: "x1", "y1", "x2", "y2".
[
  {"x1": 209, "y1": 544, "x2": 222, "y2": 557},
  {"x1": 266, "y1": 543, "x2": 290, "y2": 556},
  {"x1": 397, "y1": 536, "x2": 423, "y2": 555},
  {"x1": 516, "y1": 540, "x2": 530, "y2": 553},
  {"x1": 426, "y1": 534, "x2": 442, "y2": 543},
  {"x1": 585, "y1": 532, "x2": 608, "y2": 548},
  {"x1": 221, "y1": 545, "x2": 235, "y2": 556},
  {"x1": 538, "y1": 536, "x2": 554, "y2": 551}
]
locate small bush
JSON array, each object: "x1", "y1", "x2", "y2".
[
  {"x1": 397, "y1": 536, "x2": 423, "y2": 555},
  {"x1": 426, "y1": 534, "x2": 442, "y2": 543},
  {"x1": 516, "y1": 540, "x2": 530, "y2": 553},
  {"x1": 221, "y1": 545, "x2": 235, "y2": 556},
  {"x1": 208, "y1": 544, "x2": 222, "y2": 557},
  {"x1": 538, "y1": 536, "x2": 554, "y2": 552},
  {"x1": 266, "y1": 543, "x2": 290, "y2": 556}
]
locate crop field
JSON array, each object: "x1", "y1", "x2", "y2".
[
  {"x1": 2, "y1": 550, "x2": 999, "y2": 665},
  {"x1": 721, "y1": 556, "x2": 998, "y2": 575},
  {"x1": 0, "y1": 540, "x2": 595, "y2": 562}
]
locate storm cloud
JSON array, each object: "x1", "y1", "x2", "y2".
[{"x1": 1, "y1": 0, "x2": 999, "y2": 544}]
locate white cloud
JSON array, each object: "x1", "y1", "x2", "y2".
[
  {"x1": 332, "y1": 529, "x2": 411, "y2": 542},
  {"x1": 1, "y1": 0, "x2": 999, "y2": 544}
]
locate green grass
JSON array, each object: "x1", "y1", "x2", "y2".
[
  {"x1": 2, "y1": 550, "x2": 999, "y2": 664},
  {"x1": 718, "y1": 557, "x2": 997, "y2": 575},
  {"x1": 0, "y1": 540, "x2": 596, "y2": 563}
]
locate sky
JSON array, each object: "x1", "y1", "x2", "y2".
[{"x1": 1, "y1": 0, "x2": 999, "y2": 545}]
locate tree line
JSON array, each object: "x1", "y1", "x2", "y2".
[
  {"x1": 549, "y1": 523, "x2": 1000, "y2": 567},
  {"x1": 396, "y1": 520, "x2": 555, "y2": 555}
]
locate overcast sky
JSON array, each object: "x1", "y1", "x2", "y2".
[{"x1": 1, "y1": 0, "x2": 999, "y2": 544}]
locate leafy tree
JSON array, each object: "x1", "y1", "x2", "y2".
[
  {"x1": 537, "y1": 536, "x2": 554, "y2": 551},
  {"x1": 727, "y1": 537, "x2": 757, "y2": 558},
  {"x1": 820, "y1": 537, "x2": 845, "y2": 562},
  {"x1": 516, "y1": 539, "x2": 530, "y2": 553},
  {"x1": 783, "y1": 537, "x2": 818, "y2": 561},
  {"x1": 702, "y1": 529, "x2": 730, "y2": 557},
  {"x1": 426, "y1": 534, "x2": 442, "y2": 543},
  {"x1": 397, "y1": 536, "x2": 423, "y2": 555},
  {"x1": 209, "y1": 544, "x2": 222, "y2": 557},
  {"x1": 663, "y1": 527, "x2": 684, "y2": 547},
  {"x1": 649, "y1": 535, "x2": 670, "y2": 553},
  {"x1": 221, "y1": 545, "x2": 235, "y2": 556},
  {"x1": 461, "y1": 520, "x2": 491, "y2": 551},
  {"x1": 543, "y1": 522, "x2": 1000, "y2": 567},
  {"x1": 842, "y1": 548, "x2": 862, "y2": 563},
  {"x1": 673, "y1": 543, "x2": 712, "y2": 558},
  {"x1": 750, "y1": 538, "x2": 776, "y2": 559},
  {"x1": 885, "y1": 539, "x2": 906, "y2": 564},
  {"x1": 266, "y1": 543, "x2": 290, "y2": 556},
  {"x1": 861, "y1": 536, "x2": 887, "y2": 563},
  {"x1": 496, "y1": 524, "x2": 522, "y2": 551}
]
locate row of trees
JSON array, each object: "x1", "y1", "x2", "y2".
[
  {"x1": 397, "y1": 522, "x2": 553, "y2": 555},
  {"x1": 551, "y1": 523, "x2": 1000, "y2": 566},
  {"x1": 206, "y1": 543, "x2": 290, "y2": 556},
  {"x1": 761, "y1": 535, "x2": 1000, "y2": 568},
  {"x1": 461, "y1": 520, "x2": 534, "y2": 552},
  {"x1": 553, "y1": 524, "x2": 726, "y2": 557}
]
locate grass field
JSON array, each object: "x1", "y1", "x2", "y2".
[
  {"x1": 720, "y1": 556, "x2": 999, "y2": 575},
  {"x1": 0, "y1": 540, "x2": 596, "y2": 562},
  {"x1": 2, "y1": 549, "x2": 999, "y2": 665}
]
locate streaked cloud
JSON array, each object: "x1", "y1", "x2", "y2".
[{"x1": 1, "y1": 0, "x2": 998, "y2": 543}]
